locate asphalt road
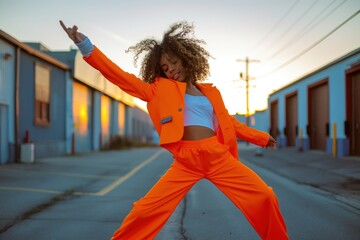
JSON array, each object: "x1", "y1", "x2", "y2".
[
  {"x1": 176, "y1": 158, "x2": 360, "y2": 240},
  {"x1": 0, "y1": 147, "x2": 359, "y2": 240}
]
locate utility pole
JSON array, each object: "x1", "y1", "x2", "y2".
[{"x1": 236, "y1": 57, "x2": 260, "y2": 127}]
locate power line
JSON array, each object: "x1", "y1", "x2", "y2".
[
  {"x1": 255, "y1": 0, "x2": 319, "y2": 58},
  {"x1": 257, "y1": 9, "x2": 360, "y2": 79},
  {"x1": 266, "y1": 0, "x2": 347, "y2": 59},
  {"x1": 250, "y1": 0, "x2": 300, "y2": 56}
]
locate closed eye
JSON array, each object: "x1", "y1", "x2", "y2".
[{"x1": 161, "y1": 64, "x2": 168, "y2": 73}]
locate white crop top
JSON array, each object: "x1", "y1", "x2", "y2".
[{"x1": 184, "y1": 94, "x2": 215, "y2": 131}]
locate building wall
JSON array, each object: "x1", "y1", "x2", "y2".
[
  {"x1": 117, "y1": 102, "x2": 126, "y2": 137},
  {"x1": 18, "y1": 51, "x2": 67, "y2": 159},
  {"x1": 1, "y1": 31, "x2": 156, "y2": 163},
  {"x1": 128, "y1": 107, "x2": 153, "y2": 143},
  {"x1": 124, "y1": 105, "x2": 133, "y2": 141},
  {"x1": 0, "y1": 39, "x2": 15, "y2": 164},
  {"x1": 250, "y1": 110, "x2": 269, "y2": 133},
  {"x1": 268, "y1": 49, "x2": 360, "y2": 156},
  {"x1": 233, "y1": 114, "x2": 246, "y2": 125},
  {"x1": 233, "y1": 111, "x2": 269, "y2": 143},
  {"x1": 100, "y1": 94, "x2": 111, "y2": 148},
  {"x1": 92, "y1": 91, "x2": 101, "y2": 151},
  {"x1": 47, "y1": 50, "x2": 75, "y2": 155},
  {"x1": 110, "y1": 100, "x2": 119, "y2": 140},
  {"x1": 73, "y1": 51, "x2": 135, "y2": 107},
  {"x1": 73, "y1": 81, "x2": 92, "y2": 153}
]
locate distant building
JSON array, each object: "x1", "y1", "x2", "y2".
[
  {"x1": 0, "y1": 30, "x2": 153, "y2": 164},
  {"x1": 268, "y1": 47, "x2": 360, "y2": 157},
  {"x1": 233, "y1": 110, "x2": 269, "y2": 142},
  {"x1": 129, "y1": 106, "x2": 154, "y2": 143},
  {"x1": 249, "y1": 109, "x2": 268, "y2": 133},
  {"x1": 47, "y1": 45, "x2": 140, "y2": 152},
  {"x1": 0, "y1": 30, "x2": 70, "y2": 163},
  {"x1": 233, "y1": 113, "x2": 247, "y2": 125},
  {"x1": 235, "y1": 48, "x2": 360, "y2": 157}
]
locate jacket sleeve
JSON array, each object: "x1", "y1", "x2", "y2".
[
  {"x1": 84, "y1": 46, "x2": 155, "y2": 102},
  {"x1": 230, "y1": 116, "x2": 270, "y2": 147}
]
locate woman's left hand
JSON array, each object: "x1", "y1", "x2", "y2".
[
  {"x1": 266, "y1": 135, "x2": 277, "y2": 149},
  {"x1": 60, "y1": 20, "x2": 86, "y2": 43}
]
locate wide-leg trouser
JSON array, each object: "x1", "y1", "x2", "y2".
[{"x1": 111, "y1": 136, "x2": 289, "y2": 240}]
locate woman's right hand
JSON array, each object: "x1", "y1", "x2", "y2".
[
  {"x1": 266, "y1": 135, "x2": 277, "y2": 149},
  {"x1": 60, "y1": 20, "x2": 86, "y2": 43}
]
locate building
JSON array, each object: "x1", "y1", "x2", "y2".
[
  {"x1": 0, "y1": 30, "x2": 70, "y2": 163},
  {"x1": 46, "y1": 46, "x2": 140, "y2": 152},
  {"x1": 0, "y1": 30, "x2": 153, "y2": 164},
  {"x1": 268, "y1": 47, "x2": 360, "y2": 157},
  {"x1": 128, "y1": 106, "x2": 155, "y2": 143},
  {"x1": 233, "y1": 110, "x2": 268, "y2": 143}
]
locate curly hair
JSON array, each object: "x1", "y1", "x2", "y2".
[{"x1": 126, "y1": 21, "x2": 212, "y2": 83}]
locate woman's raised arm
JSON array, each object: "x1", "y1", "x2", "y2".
[{"x1": 59, "y1": 20, "x2": 154, "y2": 102}]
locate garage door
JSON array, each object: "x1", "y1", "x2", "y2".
[{"x1": 309, "y1": 81, "x2": 329, "y2": 151}]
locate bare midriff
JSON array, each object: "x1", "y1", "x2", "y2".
[{"x1": 182, "y1": 126, "x2": 215, "y2": 140}]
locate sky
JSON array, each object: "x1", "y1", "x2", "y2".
[{"x1": 1, "y1": 0, "x2": 360, "y2": 115}]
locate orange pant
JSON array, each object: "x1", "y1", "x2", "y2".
[{"x1": 111, "y1": 136, "x2": 288, "y2": 240}]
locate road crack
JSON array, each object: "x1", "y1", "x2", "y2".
[
  {"x1": 180, "y1": 196, "x2": 190, "y2": 240},
  {"x1": 0, "y1": 190, "x2": 76, "y2": 234}
]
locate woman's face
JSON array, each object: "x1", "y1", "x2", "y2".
[{"x1": 159, "y1": 53, "x2": 187, "y2": 83}]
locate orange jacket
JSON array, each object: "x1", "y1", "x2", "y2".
[{"x1": 84, "y1": 47, "x2": 269, "y2": 159}]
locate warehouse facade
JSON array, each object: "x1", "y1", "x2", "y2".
[
  {"x1": 0, "y1": 30, "x2": 154, "y2": 164},
  {"x1": 268, "y1": 48, "x2": 360, "y2": 157}
]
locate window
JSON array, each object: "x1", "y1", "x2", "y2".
[
  {"x1": 35, "y1": 63, "x2": 50, "y2": 126},
  {"x1": 73, "y1": 82, "x2": 90, "y2": 134},
  {"x1": 118, "y1": 103, "x2": 125, "y2": 136},
  {"x1": 101, "y1": 95, "x2": 111, "y2": 135}
]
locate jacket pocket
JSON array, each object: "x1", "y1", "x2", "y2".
[{"x1": 160, "y1": 116, "x2": 173, "y2": 124}]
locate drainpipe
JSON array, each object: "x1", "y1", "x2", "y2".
[
  {"x1": 332, "y1": 123, "x2": 337, "y2": 157},
  {"x1": 14, "y1": 47, "x2": 20, "y2": 163}
]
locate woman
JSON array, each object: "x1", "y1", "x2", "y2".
[{"x1": 60, "y1": 20, "x2": 289, "y2": 240}]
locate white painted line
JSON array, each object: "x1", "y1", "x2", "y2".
[
  {"x1": 0, "y1": 149, "x2": 165, "y2": 197},
  {"x1": 0, "y1": 186, "x2": 62, "y2": 195},
  {"x1": 0, "y1": 168, "x2": 117, "y2": 179},
  {"x1": 92, "y1": 149, "x2": 165, "y2": 196}
]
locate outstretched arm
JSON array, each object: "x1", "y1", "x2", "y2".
[
  {"x1": 230, "y1": 116, "x2": 273, "y2": 148},
  {"x1": 59, "y1": 20, "x2": 154, "y2": 102},
  {"x1": 230, "y1": 116, "x2": 277, "y2": 149}
]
